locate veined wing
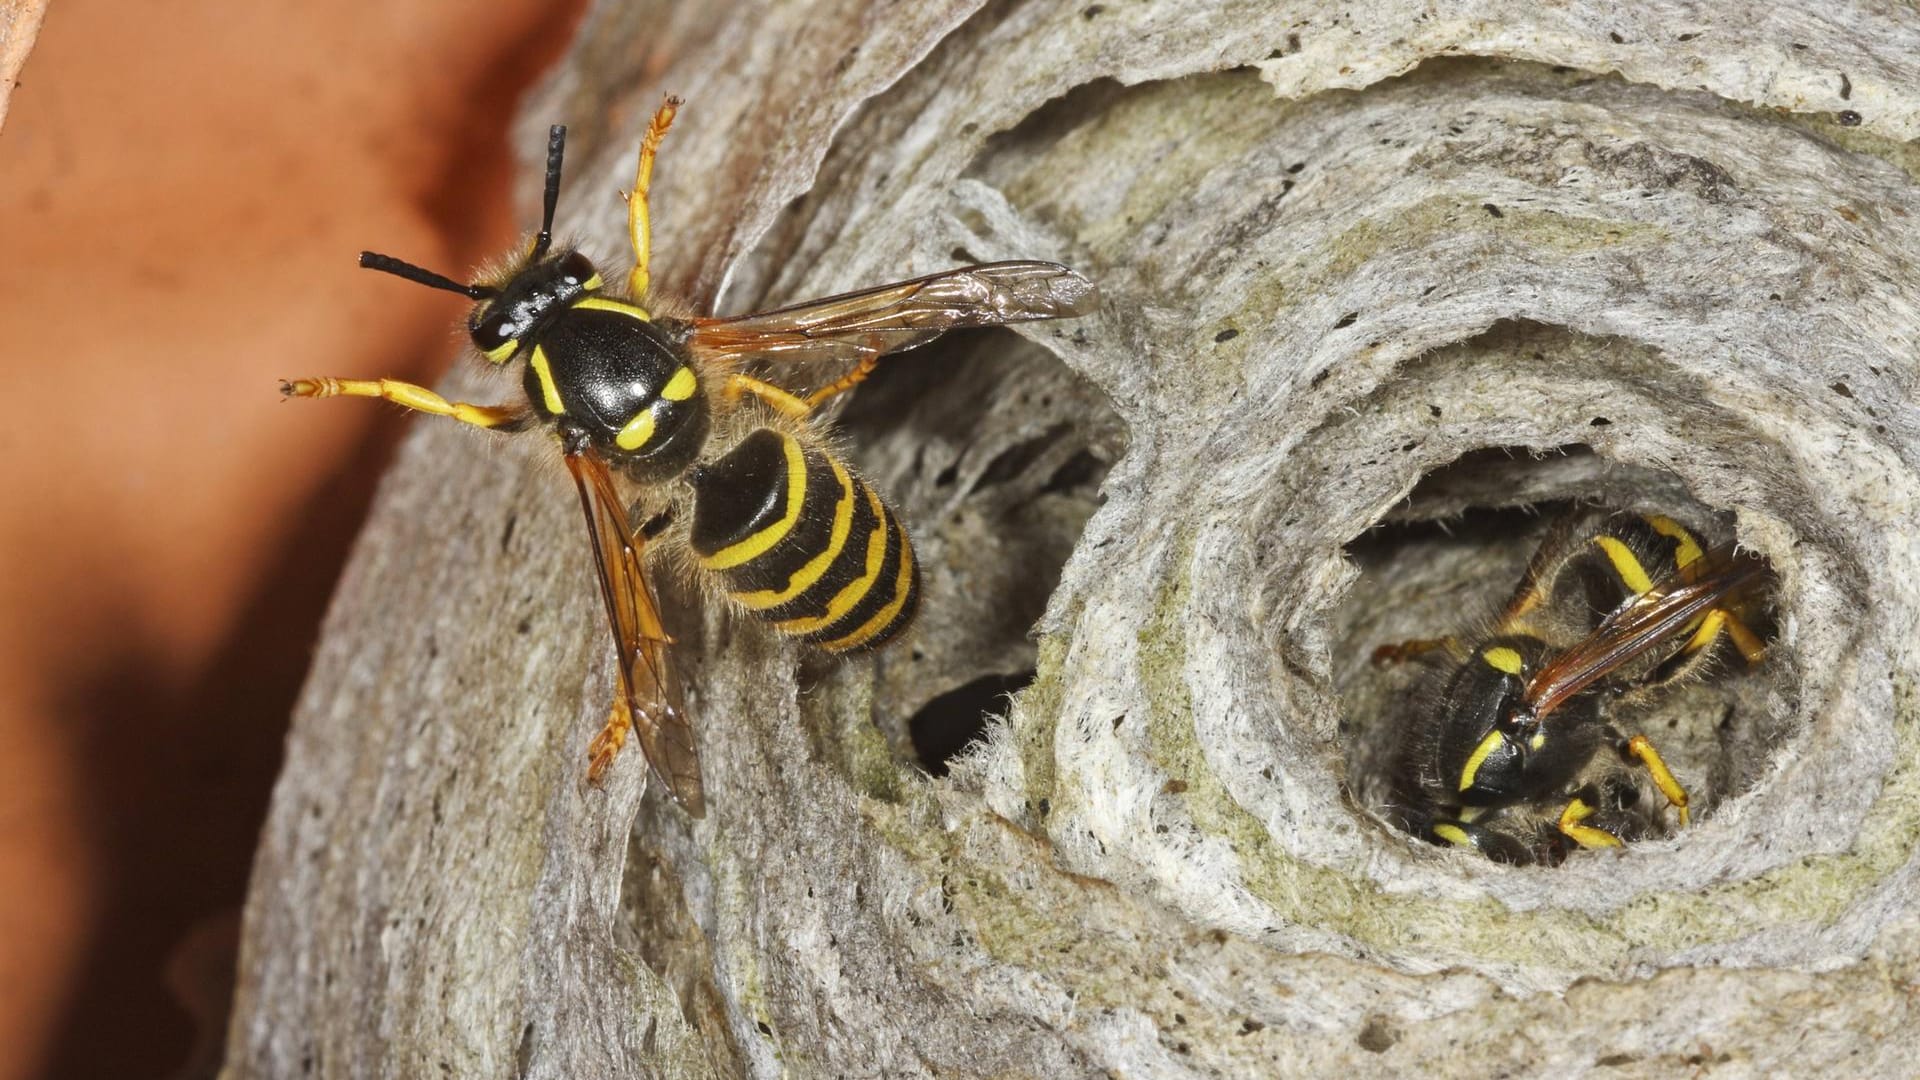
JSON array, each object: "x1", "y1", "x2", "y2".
[
  {"x1": 563, "y1": 446, "x2": 704, "y2": 816},
  {"x1": 1524, "y1": 552, "x2": 1765, "y2": 722},
  {"x1": 688, "y1": 260, "x2": 1097, "y2": 365}
]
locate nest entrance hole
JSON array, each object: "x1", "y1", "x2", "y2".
[{"x1": 1331, "y1": 445, "x2": 1782, "y2": 860}]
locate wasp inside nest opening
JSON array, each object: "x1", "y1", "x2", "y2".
[{"x1": 1335, "y1": 450, "x2": 1784, "y2": 866}]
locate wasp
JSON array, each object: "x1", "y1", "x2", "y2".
[
  {"x1": 1371, "y1": 511, "x2": 1771, "y2": 864},
  {"x1": 283, "y1": 99, "x2": 1097, "y2": 816}
]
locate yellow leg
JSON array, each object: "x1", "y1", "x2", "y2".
[
  {"x1": 625, "y1": 95, "x2": 682, "y2": 298},
  {"x1": 804, "y1": 354, "x2": 881, "y2": 408},
  {"x1": 725, "y1": 373, "x2": 813, "y2": 420},
  {"x1": 1656, "y1": 601, "x2": 1766, "y2": 686},
  {"x1": 282, "y1": 377, "x2": 526, "y2": 429},
  {"x1": 1557, "y1": 797, "x2": 1624, "y2": 849},
  {"x1": 1678, "y1": 608, "x2": 1728, "y2": 663},
  {"x1": 1624, "y1": 733, "x2": 1690, "y2": 827},
  {"x1": 1724, "y1": 610, "x2": 1768, "y2": 665},
  {"x1": 585, "y1": 695, "x2": 632, "y2": 786}
]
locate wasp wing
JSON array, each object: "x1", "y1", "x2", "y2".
[
  {"x1": 687, "y1": 260, "x2": 1097, "y2": 364},
  {"x1": 563, "y1": 446, "x2": 705, "y2": 816},
  {"x1": 1524, "y1": 553, "x2": 1765, "y2": 721}
]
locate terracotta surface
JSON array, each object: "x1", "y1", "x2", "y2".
[{"x1": 0, "y1": 1, "x2": 580, "y2": 1076}]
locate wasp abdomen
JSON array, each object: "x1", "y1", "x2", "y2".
[{"x1": 690, "y1": 428, "x2": 919, "y2": 653}]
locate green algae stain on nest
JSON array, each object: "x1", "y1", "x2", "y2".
[{"x1": 1012, "y1": 633, "x2": 1072, "y2": 815}]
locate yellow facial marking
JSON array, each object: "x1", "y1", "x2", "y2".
[
  {"x1": 773, "y1": 488, "x2": 889, "y2": 634},
  {"x1": 662, "y1": 366, "x2": 697, "y2": 402},
  {"x1": 1644, "y1": 514, "x2": 1703, "y2": 569},
  {"x1": 1481, "y1": 646, "x2": 1524, "y2": 676},
  {"x1": 1594, "y1": 535, "x2": 1656, "y2": 594},
  {"x1": 701, "y1": 435, "x2": 808, "y2": 570},
  {"x1": 819, "y1": 521, "x2": 916, "y2": 652},
  {"x1": 530, "y1": 346, "x2": 565, "y2": 414},
  {"x1": 615, "y1": 407, "x2": 658, "y2": 451},
  {"x1": 1459, "y1": 730, "x2": 1506, "y2": 792},
  {"x1": 733, "y1": 462, "x2": 855, "y2": 611},
  {"x1": 582, "y1": 273, "x2": 604, "y2": 291},
  {"x1": 483, "y1": 339, "x2": 518, "y2": 363},
  {"x1": 1529, "y1": 731, "x2": 1547, "y2": 751},
  {"x1": 1432, "y1": 823, "x2": 1472, "y2": 847},
  {"x1": 573, "y1": 295, "x2": 651, "y2": 320}
]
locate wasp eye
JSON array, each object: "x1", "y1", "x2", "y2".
[
  {"x1": 558, "y1": 250, "x2": 597, "y2": 287},
  {"x1": 470, "y1": 310, "x2": 515, "y2": 356}
]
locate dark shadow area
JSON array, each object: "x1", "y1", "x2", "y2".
[{"x1": 909, "y1": 669, "x2": 1036, "y2": 776}]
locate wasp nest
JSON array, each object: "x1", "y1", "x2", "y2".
[{"x1": 229, "y1": 2, "x2": 1920, "y2": 1077}]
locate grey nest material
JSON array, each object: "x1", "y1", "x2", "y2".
[{"x1": 226, "y1": 1, "x2": 1920, "y2": 1076}]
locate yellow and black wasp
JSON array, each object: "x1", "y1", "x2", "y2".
[
  {"x1": 284, "y1": 99, "x2": 1097, "y2": 816},
  {"x1": 1372, "y1": 510, "x2": 1771, "y2": 864}
]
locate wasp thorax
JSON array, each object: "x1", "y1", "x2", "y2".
[{"x1": 470, "y1": 250, "x2": 603, "y2": 360}]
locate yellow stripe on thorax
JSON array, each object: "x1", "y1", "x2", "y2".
[
  {"x1": 1593, "y1": 535, "x2": 1656, "y2": 594},
  {"x1": 733, "y1": 461, "x2": 856, "y2": 611},
  {"x1": 1459, "y1": 731, "x2": 1505, "y2": 792},
  {"x1": 572, "y1": 295, "x2": 651, "y2": 320},
  {"x1": 529, "y1": 346, "x2": 566, "y2": 414},
  {"x1": 1432, "y1": 823, "x2": 1473, "y2": 847},
  {"x1": 773, "y1": 487, "x2": 888, "y2": 634},
  {"x1": 1481, "y1": 646, "x2": 1524, "y2": 676},
  {"x1": 661, "y1": 366, "x2": 696, "y2": 401},
  {"x1": 818, "y1": 522, "x2": 916, "y2": 652},
  {"x1": 615, "y1": 408, "x2": 656, "y2": 451},
  {"x1": 700, "y1": 435, "x2": 808, "y2": 571}
]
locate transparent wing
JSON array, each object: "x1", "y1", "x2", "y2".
[
  {"x1": 563, "y1": 446, "x2": 704, "y2": 816},
  {"x1": 687, "y1": 260, "x2": 1098, "y2": 364},
  {"x1": 1524, "y1": 551, "x2": 1765, "y2": 721}
]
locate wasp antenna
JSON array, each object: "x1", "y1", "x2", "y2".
[
  {"x1": 358, "y1": 251, "x2": 494, "y2": 300},
  {"x1": 532, "y1": 124, "x2": 567, "y2": 261}
]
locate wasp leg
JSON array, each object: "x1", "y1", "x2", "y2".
[
  {"x1": 804, "y1": 354, "x2": 882, "y2": 408},
  {"x1": 1621, "y1": 732, "x2": 1690, "y2": 828},
  {"x1": 1556, "y1": 796, "x2": 1625, "y2": 850},
  {"x1": 625, "y1": 95, "x2": 682, "y2": 298},
  {"x1": 1651, "y1": 603, "x2": 1768, "y2": 685},
  {"x1": 1721, "y1": 608, "x2": 1768, "y2": 665},
  {"x1": 281, "y1": 377, "x2": 529, "y2": 430},
  {"x1": 586, "y1": 695, "x2": 634, "y2": 786},
  {"x1": 1370, "y1": 637, "x2": 1456, "y2": 666},
  {"x1": 724, "y1": 373, "x2": 813, "y2": 420}
]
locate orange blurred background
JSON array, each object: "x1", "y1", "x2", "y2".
[{"x1": 0, "y1": 1, "x2": 581, "y2": 1075}]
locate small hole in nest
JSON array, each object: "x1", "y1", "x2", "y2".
[
  {"x1": 1331, "y1": 446, "x2": 1783, "y2": 866},
  {"x1": 910, "y1": 670, "x2": 1036, "y2": 775}
]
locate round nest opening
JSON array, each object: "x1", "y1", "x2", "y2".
[{"x1": 1331, "y1": 444, "x2": 1794, "y2": 866}]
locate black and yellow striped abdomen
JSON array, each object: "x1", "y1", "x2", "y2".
[{"x1": 688, "y1": 429, "x2": 919, "y2": 653}]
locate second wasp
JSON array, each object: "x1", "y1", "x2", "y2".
[{"x1": 1367, "y1": 508, "x2": 1772, "y2": 865}]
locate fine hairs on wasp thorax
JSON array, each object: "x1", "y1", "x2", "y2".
[
  {"x1": 282, "y1": 97, "x2": 1099, "y2": 817},
  {"x1": 1359, "y1": 506, "x2": 1774, "y2": 866}
]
